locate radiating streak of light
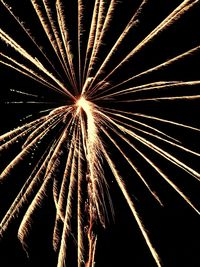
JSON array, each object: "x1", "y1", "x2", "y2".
[
  {"x1": 0, "y1": 141, "x2": 56, "y2": 237},
  {"x1": 85, "y1": 201, "x2": 97, "y2": 267},
  {"x1": 102, "y1": 127, "x2": 163, "y2": 206},
  {"x1": 50, "y1": 117, "x2": 77, "y2": 218},
  {"x1": 17, "y1": 166, "x2": 52, "y2": 245},
  {"x1": 77, "y1": 97, "x2": 108, "y2": 227},
  {"x1": 0, "y1": 116, "x2": 47, "y2": 143},
  {"x1": 101, "y1": 145, "x2": 162, "y2": 267},
  {"x1": 97, "y1": 110, "x2": 200, "y2": 182},
  {"x1": 4, "y1": 101, "x2": 61, "y2": 105},
  {"x1": 86, "y1": 0, "x2": 149, "y2": 96},
  {"x1": 77, "y1": 135, "x2": 84, "y2": 267},
  {"x1": 102, "y1": 45, "x2": 200, "y2": 97},
  {"x1": 0, "y1": 123, "x2": 39, "y2": 153},
  {"x1": 79, "y1": 98, "x2": 113, "y2": 228},
  {"x1": 97, "y1": 80, "x2": 200, "y2": 100},
  {"x1": 104, "y1": 109, "x2": 180, "y2": 143},
  {"x1": 39, "y1": 108, "x2": 56, "y2": 114},
  {"x1": 21, "y1": 112, "x2": 68, "y2": 149},
  {"x1": 18, "y1": 120, "x2": 77, "y2": 247},
  {"x1": 42, "y1": 0, "x2": 78, "y2": 89},
  {"x1": 52, "y1": 113, "x2": 77, "y2": 221},
  {"x1": 119, "y1": 94, "x2": 200, "y2": 102},
  {"x1": 0, "y1": 27, "x2": 75, "y2": 100},
  {"x1": 42, "y1": 0, "x2": 68, "y2": 66},
  {"x1": 102, "y1": 107, "x2": 182, "y2": 143},
  {"x1": 0, "y1": 114, "x2": 64, "y2": 181},
  {"x1": 1, "y1": 0, "x2": 65, "y2": 82},
  {"x1": 78, "y1": 0, "x2": 84, "y2": 89},
  {"x1": 57, "y1": 128, "x2": 79, "y2": 267},
  {"x1": 56, "y1": 0, "x2": 79, "y2": 93},
  {"x1": 86, "y1": 0, "x2": 109, "y2": 79},
  {"x1": 103, "y1": 125, "x2": 200, "y2": 214},
  {"x1": 81, "y1": 77, "x2": 94, "y2": 96},
  {"x1": 10, "y1": 89, "x2": 40, "y2": 98},
  {"x1": 82, "y1": 0, "x2": 100, "y2": 84},
  {"x1": 0, "y1": 115, "x2": 58, "y2": 152},
  {"x1": 104, "y1": 110, "x2": 178, "y2": 144},
  {"x1": 88, "y1": 0, "x2": 198, "y2": 96},
  {"x1": 88, "y1": 236, "x2": 97, "y2": 267},
  {"x1": 132, "y1": 113, "x2": 200, "y2": 132},
  {"x1": 0, "y1": 53, "x2": 66, "y2": 95},
  {"x1": 31, "y1": 0, "x2": 71, "y2": 83},
  {"x1": 131, "y1": 129, "x2": 200, "y2": 182},
  {"x1": 87, "y1": 0, "x2": 117, "y2": 73},
  {"x1": 53, "y1": 130, "x2": 76, "y2": 251},
  {"x1": 95, "y1": 81, "x2": 179, "y2": 99},
  {"x1": 105, "y1": 111, "x2": 200, "y2": 157}
]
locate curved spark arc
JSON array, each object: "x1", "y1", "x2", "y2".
[{"x1": 0, "y1": 1, "x2": 200, "y2": 267}]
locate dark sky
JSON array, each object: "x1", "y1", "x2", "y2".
[{"x1": 0, "y1": 1, "x2": 200, "y2": 266}]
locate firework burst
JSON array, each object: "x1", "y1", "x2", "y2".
[{"x1": 0, "y1": 0, "x2": 200, "y2": 266}]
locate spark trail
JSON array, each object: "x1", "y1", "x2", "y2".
[{"x1": 0, "y1": 1, "x2": 200, "y2": 267}]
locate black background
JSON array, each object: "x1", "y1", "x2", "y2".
[{"x1": 0, "y1": 1, "x2": 200, "y2": 266}]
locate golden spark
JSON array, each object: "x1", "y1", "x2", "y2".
[{"x1": 0, "y1": 1, "x2": 200, "y2": 267}]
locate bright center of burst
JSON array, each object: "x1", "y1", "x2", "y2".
[
  {"x1": 76, "y1": 96, "x2": 92, "y2": 115},
  {"x1": 76, "y1": 96, "x2": 87, "y2": 109},
  {"x1": 75, "y1": 96, "x2": 97, "y2": 144}
]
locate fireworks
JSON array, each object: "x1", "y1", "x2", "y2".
[{"x1": 0, "y1": 0, "x2": 200, "y2": 266}]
